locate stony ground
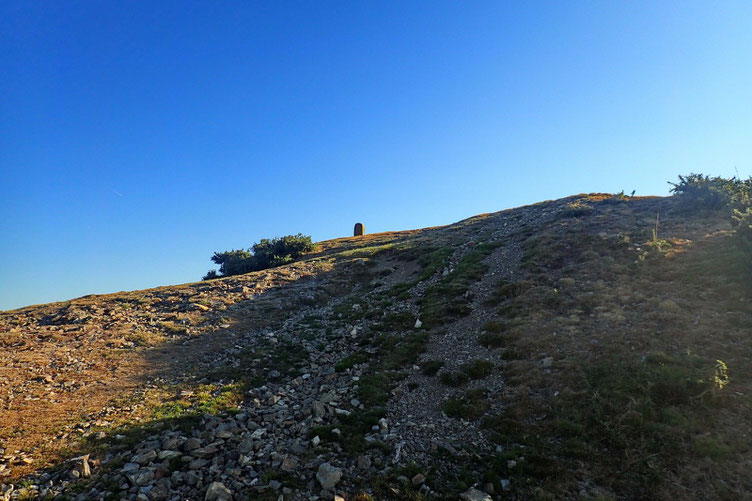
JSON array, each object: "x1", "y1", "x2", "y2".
[{"x1": 2, "y1": 194, "x2": 751, "y2": 501}]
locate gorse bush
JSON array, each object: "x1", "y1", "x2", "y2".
[
  {"x1": 252, "y1": 234, "x2": 316, "y2": 267},
  {"x1": 203, "y1": 234, "x2": 315, "y2": 280},
  {"x1": 207, "y1": 249, "x2": 255, "y2": 278},
  {"x1": 202, "y1": 269, "x2": 219, "y2": 280},
  {"x1": 670, "y1": 173, "x2": 752, "y2": 258},
  {"x1": 669, "y1": 173, "x2": 752, "y2": 210},
  {"x1": 733, "y1": 207, "x2": 752, "y2": 251}
]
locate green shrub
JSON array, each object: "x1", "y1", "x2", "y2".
[
  {"x1": 204, "y1": 234, "x2": 315, "y2": 279},
  {"x1": 252, "y1": 234, "x2": 316, "y2": 266},
  {"x1": 478, "y1": 331, "x2": 506, "y2": 348},
  {"x1": 669, "y1": 174, "x2": 752, "y2": 260},
  {"x1": 421, "y1": 360, "x2": 444, "y2": 376},
  {"x1": 669, "y1": 173, "x2": 752, "y2": 210},
  {"x1": 443, "y1": 388, "x2": 490, "y2": 420},
  {"x1": 335, "y1": 351, "x2": 370, "y2": 372},
  {"x1": 732, "y1": 207, "x2": 752, "y2": 251},
  {"x1": 460, "y1": 359, "x2": 494, "y2": 379},
  {"x1": 202, "y1": 269, "x2": 219, "y2": 280},
  {"x1": 484, "y1": 281, "x2": 530, "y2": 306},
  {"x1": 439, "y1": 371, "x2": 470, "y2": 387}
]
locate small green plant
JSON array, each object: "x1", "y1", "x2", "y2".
[
  {"x1": 158, "y1": 321, "x2": 188, "y2": 336},
  {"x1": 420, "y1": 242, "x2": 500, "y2": 326},
  {"x1": 421, "y1": 360, "x2": 444, "y2": 376},
  {"x1": 443, "y1": 388, "x2": 490, "y2": 420},
  {"x1": 202, "y1": 269, "x2": 219, "y2": 280},
  {"x1": 643, "y1": 211, "x2": 672, "y2": 255},
  {"x1": 478, "y1": 331, "x2": 506, "y2": 348},
  {"x1": 693, "y1": 436, "x2": 732, "y2": 460},
  {"x1": 481, "y1": 319, "x2": 507, "y2": 333},
  {"x1": 561, "y1": 199, "x2": 594, "y2": 217},
  {"x1": 484, "y1": 281, "x2": 529, "y2": 306},
  {"x1": 374, "y1": 311, "x2": 414, "y2": 332},
  {"x1": 460, "y1": 359, "x2": 494, "y2": 379},
  {"x1": 439, "y1": 370, "x2": 470, "y2": 387},
  {"x1": 335, "y1": 351, "x2": 370, "y2": 372}
]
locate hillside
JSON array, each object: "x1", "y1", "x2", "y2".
[{"x1": 1, "y1": 193, "x2": 751, "y2": 501}]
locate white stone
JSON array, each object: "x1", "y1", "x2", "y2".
[{"x1": 459, "y1": 487, "x2": 492, "y2": 501}]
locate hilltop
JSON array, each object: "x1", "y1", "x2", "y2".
[{"x1": 1, "y1": 193, "x2": 750, "y2": 501}]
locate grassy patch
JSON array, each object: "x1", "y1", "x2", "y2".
[
  {"x1": 478, "y1": 331, "x2": 506, "y2": 348},
  {"x1": 374, "y1": 311, "x2": 415, "y2": 332},
  {"x1": 560, "y1": 199, "x2": 594, "y2": 218},
  {"x1": 261, "y1": 469, "x2": 304, "y2": 489},
  {"x1": 460, "y1": 359, "x2": 494, "y2": 379},
  {"x1": 317, "y1": 312, "x2": 432, "y2": 458},
  {"x1": 443, "y1": 389, "x2": 490, "y2": 420},
  {"x1": 373, "y1": 332, "x2": 429, "y2": 370},
  {"x1": 415, "y1": 246, "x2": 454, "y2": 281},
  {"x1": 420, "y1": 242, "x2": 500, "y2": 327},
  {"x1": 158, "y1": 320, "x2": 188, "y2": 336},
  {"x1": 358, "y1": 373, "x2": 393, "y2": 407},
  {"x1": 389, "y1": 282, "x2": 414, "y2": 299},
  {"x1": 481, "y1": 351, "x2": 731, "y2": 495},
  {"x1": 420, "y1": 360, "x2": 444, "y2": 376},
  {"x1": 484, "y1": 280, "x2": 530, "y2": 306},
  {"x1": 335, "y1": 351, "x2": 370, "y2": 372},
  {"x1": 693, "y1": 436, "x2": 732, "y2": 460},
  {"x1": 439, "y1": 371, "x2": 469, "y2": 387},
  {"x1": 482, "y1": 320, "x2": 506, "y2": 332},
  {"x1": 205, "y1": 338, "x2": 307, "y2": 384},
  {"x1": 339, "y1": 243, "x2": 396, "y2": 258}
]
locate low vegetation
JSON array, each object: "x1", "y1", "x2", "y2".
[
  {"x1": 4, "y1": 174, "x2": 752, "y2": 500},
  {"x1": 671, "y1": 173, "x2": 752, "y2": 257},
  {"x1": 420, "y1": 242, "x2": 500, "y2": 327},
  {"x1": 443, "y1": 389, "x2": 490, "y2": 420},
  {"x1": 203, "y1": 233, "x2": 315, "y2": 279}
]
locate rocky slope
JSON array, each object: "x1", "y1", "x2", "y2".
[{"x1": 1, "y1": 194, "x2": 751, "y2": 501}]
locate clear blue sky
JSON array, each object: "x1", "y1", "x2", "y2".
[{"x1": 1, "y1": 1, "x2": 751, "y2": 310}]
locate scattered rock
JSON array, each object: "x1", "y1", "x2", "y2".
[
  {"x1": 357, "y1": 455, "x2": 371, "y2": 469},
  {"x1": 132, "y1": 450, "x2": 157, "y2": 465},
  {"x1": 316, "y1": 462, "x2": 342, "y2": 490},
  {"x1": 280, "y1": 456, "x2": 298, "y2": 472},
  {"x1": 459, "y1": 487, "x2": 492, "y2": 501},
  {"x1": 204, "y1": 481, "x2": 232, "y2": 501}
]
